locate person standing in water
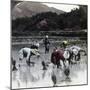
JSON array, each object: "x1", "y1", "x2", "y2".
[{"x1": 43, "y1": 35, "x2": 50, "y2": 54}]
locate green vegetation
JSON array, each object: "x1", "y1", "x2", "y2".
[{"x1": 12, "y1": 5, "x2": 87, "y2": 36}]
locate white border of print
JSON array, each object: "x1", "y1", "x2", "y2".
[{"x1": 0, "y1": 0, "x2": 89, "y2": 90}]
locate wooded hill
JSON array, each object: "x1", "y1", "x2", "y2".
[{"x1": 12, "y1": 6, "x2": 87, "y2": 37}]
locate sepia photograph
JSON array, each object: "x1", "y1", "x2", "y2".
[{"x1": 11, "y1": 0, "x2": 88, "y2": 89}]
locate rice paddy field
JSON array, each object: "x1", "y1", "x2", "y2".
[{"x1": 11, "y1": 37, "x2": 88, "y2": 89}]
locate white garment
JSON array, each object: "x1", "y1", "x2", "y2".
[
  {"x1": 70, "y1": 46, "x2": 81, "y2": 51},
  {"x1": 19, "y1": 47, "x2": 31, "y2": 60},
  {"x1": 70, "y1": 46, "x2": 81, "y2": 55},
  {"x1": 64, "y1": 60, "x2": 69, "y2": 69},
  {"x1": 18, "y1": 47, "x2": 40, "y2": 61},
  {"x1": 63, "y1": 50, "x2": 70, "y2": 59}
]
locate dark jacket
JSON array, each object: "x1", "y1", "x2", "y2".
[{"x1": 51, "y1": 50, "x2": 64, "y2": 65}]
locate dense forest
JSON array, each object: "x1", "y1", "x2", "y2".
[{"x1": 12, "y1": 5, "x2": 87, "y2": 36}]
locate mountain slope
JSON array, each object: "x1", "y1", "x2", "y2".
[{"x1": 12, "y1": 1, "x2": 65, "y2": 20}]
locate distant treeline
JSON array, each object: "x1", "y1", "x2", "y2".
[{"x1": 12, "y1": 5, "x2": 87, "y2": 36}]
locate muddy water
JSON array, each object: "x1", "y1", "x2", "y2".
[{"x1": 11, "y1": 41, "x2": 87, "y2": 89}]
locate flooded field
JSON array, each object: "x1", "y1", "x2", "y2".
[{"x1": 11, "y1": 38, "x2": 88, "y2": 89}]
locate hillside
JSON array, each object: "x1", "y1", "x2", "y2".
[
  {"x1": 12, "y1": 3, "x2": 87, "y2": 37},
  {"x1": 12, "y1": 1, "x2": 65, "y2": 20}
]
